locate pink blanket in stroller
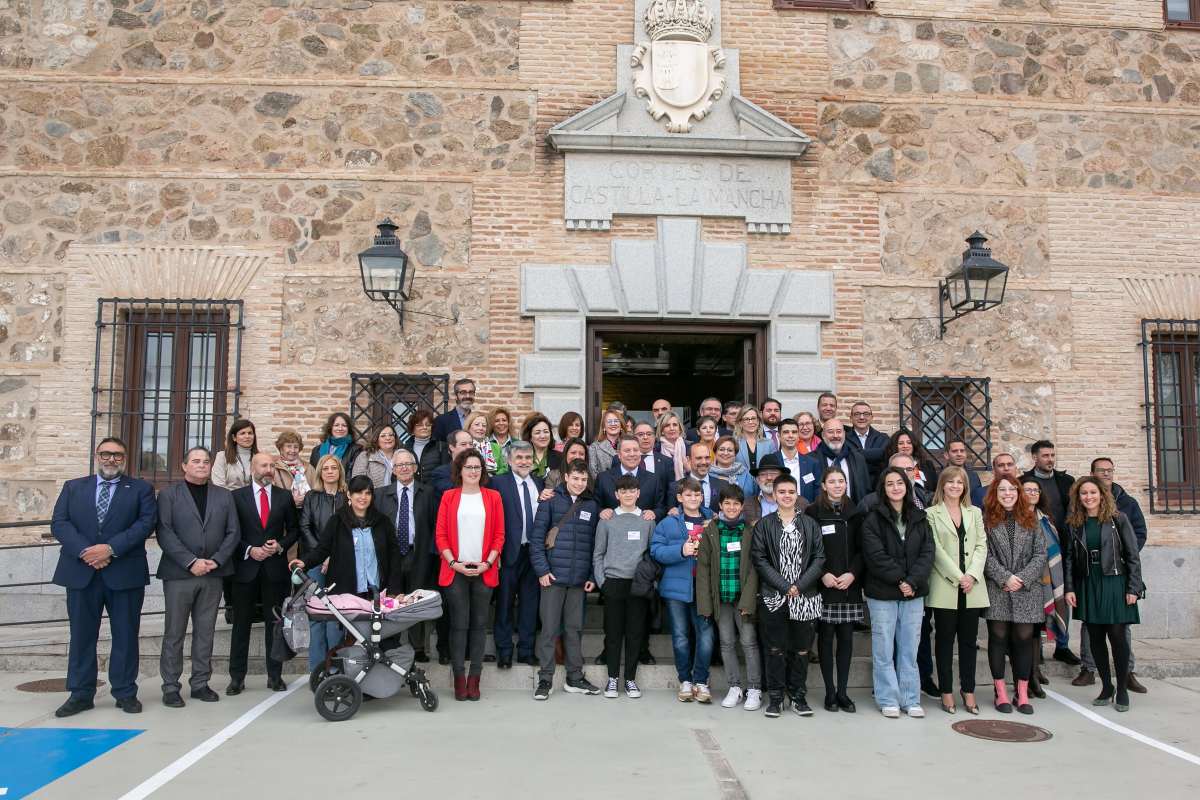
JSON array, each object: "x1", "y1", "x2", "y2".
[{"x1": 307, "y1": 592, "x2": 406, "y2": 618}]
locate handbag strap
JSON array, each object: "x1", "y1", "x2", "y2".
[{"x1": 553, "y1": 497, "x2": 585, "y2": 531}]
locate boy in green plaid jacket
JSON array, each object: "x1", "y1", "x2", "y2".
[{"x1": 696, "y1": 483, "x2": 763, "y2": 710}]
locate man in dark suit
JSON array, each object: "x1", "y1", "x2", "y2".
[
  {"x1": 809, "y1": 419, "x2": 871, "y2": 506},
  {"x1": 372, "y1": 452, "x2": 437, "y2": 661},
  {"x1": 431, "y1": 377, "x2": 476, "y2": 442},
  {"x1": 666, "y1": 442, "x2": 728, "y2": 514},
  {"x1": 685, "y1": 396, "x2": 727, "y2": 441},
  {"x1": 490, "y1": 442, "x2": 545, "y2": 668},
  {"x1": 155, "y1": 446, "x2": 239, "y2": 708},
  {"x1": 228, "y1": 452, "x2": 299, "y2": 694},
  {"x1": 425, "y1": 428, "x2": 474, "y2": 663},
  {"x1": 846, "y1": 401, "x2": 890, "y2": 484},
  {"x1": 633, "y1": 421, "x2": 674, "y2": 477},
  {"x1": 50, "y1": 436, "x2": 157, "y2": 717},
  {"x1": 596, "y1": 435, "x2": 667, "y2": 521}
]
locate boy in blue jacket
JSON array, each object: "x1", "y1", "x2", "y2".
[
  {"x1": 530, "y1": 459, "x2": 601, "y2": 701},
  {"x1": 651, "y1": 477, "x2": 716, "y2": 703}
]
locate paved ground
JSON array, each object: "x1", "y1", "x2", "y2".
[{"x1": 2, "y1": 669, "x2": 1198, "y2": 799}]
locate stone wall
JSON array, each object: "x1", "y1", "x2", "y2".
[{"x1": 0, "y1": 0, "x2": 1197, "y2": 572}]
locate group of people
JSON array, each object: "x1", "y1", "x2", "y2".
[{"x1": 50, "y1": 378, "x2": 1146, "y2": 721}]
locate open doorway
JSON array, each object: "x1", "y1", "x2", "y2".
[{"x1": 585, "y1": 321, "x2": 767, "y2": 434}]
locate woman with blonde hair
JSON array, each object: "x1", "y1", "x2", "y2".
[
  {"x1": 925, "y1": 466, "x2": 988, "y2": 715},
  {"x1": 656, "y1": 411, "x2": 689, "y2": 481},
  {"x1": 487, "y1": 407, "x2": 517, "y2": 472},
  {"x1": 351, "y1": 422, "x2": 401, "y2": 488},
  {"x1": 463, "y1": 411, "x2": 501, "y2": 475},
  {"x1": 588, "y1": 408, "x2": 624, "y2": 476},
  {"x1": 300, "y1": 454, "x2": 348, "y2": 671},
  {"x1": 272, "y1": 429, "x2": 317, "y2": 507},
  {"x1": 733, "y1": 406, "x2": 776, "y2": 472},
  {"x1": 1063, "y1": 477, "x2": 1142, "y2": 712}
]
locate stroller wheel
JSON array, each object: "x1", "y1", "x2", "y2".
[
  {"x1": 418, "y1": 683, "x2": 439, "y2": 712},
  {"x1": 315, "y1": 675, "x2": 361, "y2": 722},
  {"x1": 409, "y1": 680, "x2": 420, "y2": 697},
  {"x1": 309, "y1": 665, "x2": 330, "y2": 694}
]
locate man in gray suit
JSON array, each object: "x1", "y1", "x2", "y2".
[{"x1": 156, "y1": 446, "x2": 239, "y2": 707}]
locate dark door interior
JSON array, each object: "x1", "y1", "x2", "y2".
[{"x1": 586, "y1": 321, "x2": 766, "y2": 434}]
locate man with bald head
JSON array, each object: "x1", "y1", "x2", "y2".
[
  {"x1": 809, "y1": 418, "x2": 871, "y2": 506},
  {"x1": 228, "y1": 451, "x2": 300, "y2": 694},
  {"x1": 971, "y1": 452, "x2": 1019, "y2": 507}
]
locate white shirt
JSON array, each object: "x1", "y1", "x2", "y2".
[
  {"x1": 456, "y1": 492, "x2": 486, "y2": 564},
  {"x1": 855, "y1": 430, "x2": 870, "y2": 448},
  {"x1": 514, "y1": 473, "x2": 540, "y2": 545},
  {"x1": 642, "y1": 453, "x2": 656, "y2": 473},
  {"x1": 781, "y1": 450, "x2": 802, "y2": 481}
]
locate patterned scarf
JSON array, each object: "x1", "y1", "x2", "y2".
[{"x1": 1038, "y1": 513, "x2": 1068, "y2": 639}]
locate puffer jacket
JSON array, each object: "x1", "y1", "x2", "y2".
[
  {"x1": 350, "y1": 449, "x2": 396, "y2": 488},
  {"x1": 1063, "y1": 511, "x2": 1144, "y2": 598},
  {"x1": 859, "y1": 503, "x2": 935, "y2": 601},
  {"x1": 529, "y1": 484, "x2": 600, "y2": 588},
  {"x1": 298, "y1": 489, "x2": 345, "y2": 557},
  {"x1": 650, "y1": 506, "x2": 715, "y2": 603}
]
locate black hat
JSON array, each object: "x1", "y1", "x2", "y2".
[{"x1": 750, "y1": 452, "x2": 786, "y2": 476}]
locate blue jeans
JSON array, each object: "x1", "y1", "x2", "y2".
[
  {"x1": 307, "y1": 567, "x2": 343, "y2": 672},
  {"x1": 665, "y1": 598, "x2": 713, "y2": 685},
  {"x1": 868, "y1": 597, "x2": 924, "y2": 710}
]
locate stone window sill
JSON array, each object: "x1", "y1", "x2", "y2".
[
  {"x1": 773, "y1": 0, "x2": 875, "y2": 11},
  {"x1": 1165, "y1": 20, "x2": 1200, "y2": 30}
]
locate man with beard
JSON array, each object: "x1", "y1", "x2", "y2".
[
  {"x1": 51, "y1": 437, "x2": 157, "y2": 717},
  {"x1": 808, "y1": 419, "x2": 871, "y2": 507}
]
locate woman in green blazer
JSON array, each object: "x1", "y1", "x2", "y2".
[{"x1": 925, "y1": 466, "x2": 989, "y2": 715}]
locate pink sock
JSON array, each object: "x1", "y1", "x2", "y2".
[{"x1": 994, "y1": 679, "x2": 1010, "y2": 705}]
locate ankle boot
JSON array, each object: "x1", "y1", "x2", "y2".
[
  {"x1": 993, "y1": 679, "x2": 1013, "y2": 713},
  {"x1": 453, "y1": 675, "x2": 468, "y2": 702},
  {"x1": 1016, "y1": 679, "x2": 1033, "y2": 714},
  {"x1": 466, "y1": 675, "x2": 481, "y2": 701}
]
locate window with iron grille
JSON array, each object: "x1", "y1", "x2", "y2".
[
  {"x1": 898, "y1": 376, "x2": 991, "y2": 469},
  {"x1": 350, "y1": 373, "x2": 449, "y2": 442},
  {"x1": 1142, "y1": 320, "x2": 1200, "y2": 513},
  {"x1": 92, "y1": 299, "x2": 244, "y2": 486}
]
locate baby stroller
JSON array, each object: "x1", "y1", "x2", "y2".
[{"x1": 289, "y1": 568, "x2": 442, "y2": 721}]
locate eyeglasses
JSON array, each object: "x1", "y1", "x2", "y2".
[
  {"x1": 97, "y1": 451, "x2": 126, "y2": 461},
  {"x1": 396, "y1": 462, "x2": 417, "y2": 469},
  {"x1": 852, "y1": 411, "x2": 871, "y2": 417},
  {"x1": 1093, "y1": 468, "x2": 1114, "y2": 476},
  {"x1": 461, "y1": 465, "x2": 483, "y2": 472}
]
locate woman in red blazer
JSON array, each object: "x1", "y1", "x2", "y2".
[{"x1": 436, "y1": 449, "x2": 505, "y2": 701}]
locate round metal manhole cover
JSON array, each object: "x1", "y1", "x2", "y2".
[
  {"x1": 16, "y1": 678, "x2": 104, "y2": 693},
  {"x1": 952, "y1": 719, "x2": 1052, "y2": 742}
]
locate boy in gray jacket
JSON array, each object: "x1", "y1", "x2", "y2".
[{"x1": 593, "y1": 475, "x2": 655, "y2": 698}]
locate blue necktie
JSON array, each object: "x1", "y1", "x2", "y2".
[
  {"x1": 396, "y1": 486, "x2": 411, "y2": 556},
  {"x1": 97, "y1": 480, "x2": 115, "y2": 525},
  {"x1": 520, "y1": 480, "x2": 534, "y2": 545}
]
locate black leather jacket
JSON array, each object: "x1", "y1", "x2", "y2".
[
  {"x1": 750, "y1": 512, "x2": 826, "y2": 600},
  {"x1": 1062, "y1": 512, "x2": 1144, "y2": 597},
  {"x1": 299, "y1": 489, "x2": 345, "y2": 556}
]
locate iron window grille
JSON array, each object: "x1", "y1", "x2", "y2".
[
  {"x1": 91, "y1": 299, "x2": 244, "y2": 486},
  {"x1": 898, "y1": 376, "x2": 992, "y2": 469},
  {"x1": 350, "y1": 373, "x2": 449, "y2": 442},
  {"x1": 1141, "y1": 320, "x2": 1200, "y2": 514}
]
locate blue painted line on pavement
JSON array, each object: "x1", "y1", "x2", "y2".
[{"x1": 0, "y1": 727, "x2": 143, "y2": 799}]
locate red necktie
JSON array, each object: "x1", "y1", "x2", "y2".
[{"x1": 258, "y1": 487, "x2": 270, "y2": 529}]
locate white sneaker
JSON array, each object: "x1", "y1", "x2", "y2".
[
  {"x1": 743, "y1": 688, "x2": 763, "y2": 711},
  {"x1": 721, "y1": 687, "x2": 744, "y2": 708},
  {"x1": 625, "y1": 680, "x2": 642, "y2": 699},
  {"x1": 881, "y1": 706, "x2": 901, "y2": 718},
  {"x1": 906, "y1": 705, "x2": 926, "y2": 718},
  {"x1": 677, "y1": 681, "x2": 695, "y2": 702},
  {"x1": 604, "y1": 678, "x2": 619, "y2": 699}
]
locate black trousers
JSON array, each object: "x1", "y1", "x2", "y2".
[
  {"x1": 601, "y1": 578, "x2": 647, "y2": 681},
  {"x1": 933, "y1": 595, "x2": 982, "y2": 693},
  {"x1": 987, "y1": 620, "x2": 1035, "y2": 682},
  {"x1": 759, "y1": 601, "x2": 815, "y2": 701},
  {"x1": 445, "y1": 573, "x2": 492, "y2": 678},
  {"x1": 817, "y1": 621, "x2": 854, "y2": 698},
  {"x1": 230, "y1": 574, "x2": 288, "y2": 681}
]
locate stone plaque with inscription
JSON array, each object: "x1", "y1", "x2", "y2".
[{"x1": 565, "y1": 152, "x2": 791, "y2": 232}]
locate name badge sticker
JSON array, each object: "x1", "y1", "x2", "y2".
[
  {"x1": 579, "y1": 510, "x2": 592, "y2": 522},
  {"x1": 802, "y1": 473, "x2": 815, "y2": 484},
  {"x1": 726, "y1": 541, "x2": 742, "y2": 553},
  {"x1": 821, "y1": 524, "x2": 837, "y2": 536},
  {"x1": 627, "y1": 530, "x2": 641, "y2": 541}
]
